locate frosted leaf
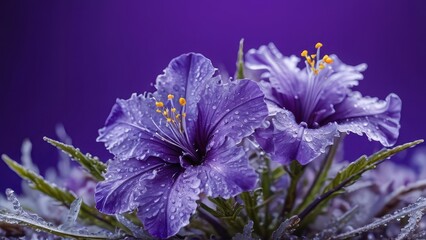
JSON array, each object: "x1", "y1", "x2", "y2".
[
  {"x1": 233, "y1": 221, "x2": 257, "y2": 240},
  {"x1": 334, "y1": 197, "x2": 426, "y2": 239},
  {"x1": 0, "y1": 189, "x2": 119, "y2": 239},
  {"x1": 6, "y1": 188, "x2": 24, "y2": 215},
  {"x1": 115, "y1": 214, "x2": 150, "y2": 239},
  {"x1": 271, "y1": 216, "x2": 300, "y2": 240},
  {"x1": 395, "y1": 210, "x2": 424, "y2": 240},
  {"x1": 59, "y1": 197, "x2": 82, "y2": 230}
]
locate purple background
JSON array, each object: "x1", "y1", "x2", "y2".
[{"x1": 1, "y1": 1, "x2": 425, "y2": 192}]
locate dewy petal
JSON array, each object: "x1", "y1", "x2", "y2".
[
  {"x1": 327, "y1": 92, "x2": 401, "y2": 146},
  {"x1": 195, "y1": 79, "x2": 268, "y2": 149},
  {"x1": 95, "y1": 157, "x2": 167, "y2": 214},
  {"x1": 257, "y1": 110, "x2": 339, "y2": 165},
  {"x1": 97, "y1": 94, "x2": 180, "y2": 162},
  {"x1": 154, "y1": 53, "x2": 216, "y2": 117},
  {"x1": 136, "y1": 165, "x2": 200, "y2": 239},
  {"x1": 245, "y1": 43, "x2": 304, "y2": 113},
  {"x1": 190, "y1": 137, "x2": 258, "y2": 198},
  {"x1": 308, "y1": 55, "x2": 367, "y2": 122}
]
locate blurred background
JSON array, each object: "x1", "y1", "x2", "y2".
[{"x1": 1, "y1": 1, "x2": 425, "y2": 192}]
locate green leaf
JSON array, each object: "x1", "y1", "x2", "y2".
[
  {"x1": 323, "y1": 139, "x2": 423, "y2": 193},
  {"x1": 236, "y1": 38, "x2": 245, "y2": 79},
  {"x1": 1, "y1": 154, "x2": 128, "y2": 233},
  {"x1": 296, "y1": 140, "x2": 424, "y2": 226},
  {"x1": 43, "y1": 137, "x2": 106, "y2": 181},
  {"x1": 209, "y1": 197, "x2": 244, "y2": 221},
  {"x1": 271, "y1": 166, "x2": 286, "y2": 181},
  {"x1": 201, "y1": 196, "x2": 245, "y2": 235}
]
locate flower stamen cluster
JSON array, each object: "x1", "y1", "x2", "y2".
[
  {"x1": 155, "y1": 95, "x2": 187, "y2": 126},
  {"x1": 301, "y1": 42, "x2": 334, "y2": 75}
]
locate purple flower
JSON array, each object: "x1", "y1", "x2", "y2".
[
  {"x1": 95, "y1": 53, "x2": 268, "y2": 238},
  {"x1": 245, "y1": 43, "x2": 401, "y2": 165}
]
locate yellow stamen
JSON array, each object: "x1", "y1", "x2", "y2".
[
  {"x1": 319, "y1": 63, "x2": 325, "y2": 69},
  {"x1": 322, "y1": 55, "x2": 329, "y2": 61},
  {"x1": 166, "y1": 118, "x2": 172, "y2": 122},
  {"x1": 313, "y1": 69, "x2": 319, "y2": 75},
  {"x1": 167, "y1": 94, "x2": 174, "y2": 100},
  {"x1": 315, "y1": 42, "x2": 323, "y2": 49},
  {"x1": 307, "y1": 57, "x2": 315, "y2": 67},
  {"x1": 171, "y1": 108, "x2": 176, "y2": 113},
  {"x1": 324, "y1": 56, "x2": 333, "y2": 64},
  {"x1": 179, "y1": 97, "x2": 186, "y2": 106},
  {"x1": 156, "y1": 109, "x2": 161, "y2": 113},
  {"x1": 155, "y1": 101, "x2": 164, "y2": 108},
  {"x1": 176, "y1": 114, "x2": 180, "y2": 119},
  {"x1": 301, "y1": 50, "x2": 308, "y2": 57},
  {"x1": 182, "y1": 113, "x2": 187, "y2": 118},
  {"x1": 310, "y1": 54, "x2": 317, "y2": 58},
  {"x1": 163, "y1": 110, "x2": 168, "y2": 116}
]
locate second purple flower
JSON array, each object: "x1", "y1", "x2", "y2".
[{"x1": 246, "y1": 43, "x2": 402, "y2": 165}]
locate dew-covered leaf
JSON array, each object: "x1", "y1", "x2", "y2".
[
  {"x1": 115, "y1": 214, "x2": 151, "y2": 240},
  {"x1": 59, "y1": 197, "x2": 82, "y2": 230},
  {"x1": 395, "y1": 210, "x2": 424, "y2": 240},
  {"x1": 43, "y1": 137, "x2": 106, "y2": 181},
  {"x1": 323, "y1": 139, "x2": 423, "y2": 193},
  {"x1": 1, "y1": 154, "x2": 124, "y2": 232},
  {"x1": 271, "y1": 215, "x2": 300, "y2": 240},
  {"x1": 297, "y1": 140, "x2": 423, "y2": 226},
  {"x1": 0, "y1": 189, "x2": 120, "y2": 239},
  {"x1": 333, "y1": 196, "x2": 426, "y2": 239}
]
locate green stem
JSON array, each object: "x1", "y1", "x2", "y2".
[
  {"x1": 200, "y1": 200, "x2": 244, "y2": 235},
  {"x1": 260, "y1": 157, "x2": 273, "y2": 239},
  {"x1": 297, "y1": 173, "x2": 355, "y2": 224},
  {"x1": 281, "y1": 161, "x2": 305, "y2": 218},
  {"x1": 197, "y1": 207, "x2": 231, "y2": 239},
  {"x1": 241, "y1": 192, "x2": 262, "y2": 237},
  {"x1": 293, "y1": 137, "x2": 341, "y2": 215}
]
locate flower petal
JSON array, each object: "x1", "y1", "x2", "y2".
[
  {"x1": 195, "y1": 79, "x2": 268, "y2": 149},
  {"x1": 308, "y1": 55, "x2": 367, "y2": 122},
  {"x1": 136, "y1": 165, "x2": 200, "y2": 238},
  {"x1": 95, "y1": 157, "x2": 166, "y2": 214},
  {"x1": 245, "y1": 43, "x2": 303, "y2": 112},
  {"x1": 155, "y1": 53, "x2": 217, "y2": 117},
  {"x1": 327, "y1": 92, "x2": 401, "y2": 146},
  {"x1": 191, "y1": 137, "x2": 258, "y2": 198},
  {"x1": 256, "y1": 110, "x2": 339, "y2": 165},
  {"x1": 97, "y1": 94, "x2": 180, "y2": 162}
]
